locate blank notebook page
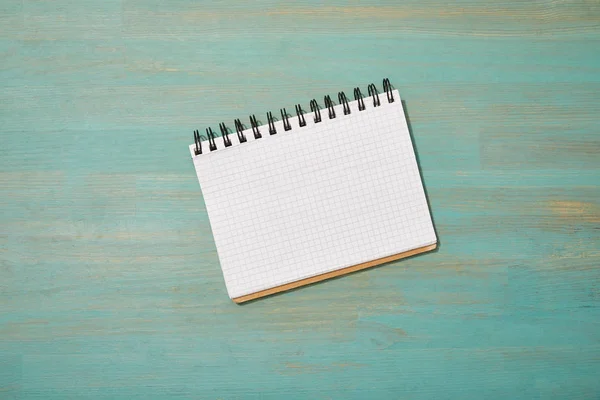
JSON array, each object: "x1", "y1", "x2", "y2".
[{"x1": 190, "y1": 90, "x2": 437, "y2": 299}]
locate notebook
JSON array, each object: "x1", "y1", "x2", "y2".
[{"x1": 189, "y1": 79, "x2": 437, "y2": 303}]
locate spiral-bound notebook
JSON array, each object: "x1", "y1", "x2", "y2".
[{"x1": 189, "y1": 79, "x2": 437, "y2": 303}]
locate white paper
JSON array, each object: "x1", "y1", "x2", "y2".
[{"x1": 190, "y1": 90, "x2": 437, "y2": 299}]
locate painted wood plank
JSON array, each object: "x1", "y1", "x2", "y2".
[{"x1": 1, "y1": 0, "x2": 599, "y2": 398}]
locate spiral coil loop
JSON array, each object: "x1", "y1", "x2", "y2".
[
  {"x1": 281, "y1": 108, "x2": 292, "y2": 131},
  {"x1": 206, "y1": 127, "x2": 217, "y2": 151},
  {"x1": 267, "y1": 111, "x2": 277, "y2": 135},
  {"x1": 383, "y1": 78, "x2": 394, "y2": 103},
  {"x1": 368, "y1": 84, "x2": 381, "y2": 107},
  {"x1": 234, "y1": 118, "x2": 247, "y2": 143},
  {"x1": 249, "y1": 115, "x2": 261, "y2": 139},
  {"x1": 310, "y1": 99, "x2": 322, "y2": 123},
  {"x1": 219, "y1": 122, "x2": 232, "y2": 147},
  {"x1": 193, "y1": 129, "x2": 203, "y2": 155},
  {"x1": 338, "y1": 92, "x2": 351, "y2": 115},
  {"x1": 354, "y1": 87, "x2": 366, "y2": 111},
  {"x1": 295, "y1": 104, "x2": 306, "y2": 127},
  {"x1": 324, "y1": 95, "x2": 336, "y2": 119},
  {"x1": 192, "y1": 79, "x2": 395, "y2": 153}
]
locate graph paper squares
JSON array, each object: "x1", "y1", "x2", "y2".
[{"x1": 190, "y1": 90, "x2": 437, "y2": 299}]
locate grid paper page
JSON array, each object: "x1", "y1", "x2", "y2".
[{"x1": 190, "y1": 90, "x2": 437, "y2": 299}]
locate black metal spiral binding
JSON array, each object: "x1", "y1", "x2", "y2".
[
  {"x1": 249, "y1": 115, "x2": 262, "y2": 139},
  {"x1": 368, "y1": 83, "x2": 381, "y2": 107},
  {"x1": 267, "y1": 111, "x2": 277, "y2": 135},
  {"x1": 310, "y1": 99, "x2": 322, "y2": 123},
  {"x1": 192, "y1": 79, "x2": 395, "y2": 154},
  {"x1": 338, "y1": 92, "x2": 351, "y2": 115},
  {"x1": 206, "y1": 127, "x2": 217, "y2": 151},
  {"x1": 234, "y1": 119, "x2": 247, "y2": 143},
  {"x1": 193, "y1": 129, "x2": 203, "y2": 155},
  {"x1": 219, "y1": 123, "x2": 232, "y2": 147},
  {"x1": 295, "y1": 104, "x2": 306, "y2": 127},
  {"x1": 383, "y1": 78, "x2": 394, "y2": 103},
  {"x1": 324, "y1": 95, "x2": 336, "y2": 119},
  {"x1": 354, "y1": 87, "x2": 366, "y2": 111},
  {"x1": 281, "y1": 108, "x2": 292, "y2": 131}
]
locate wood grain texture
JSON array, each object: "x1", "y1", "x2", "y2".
[{"x1": 1, "y1": 0, "x2": 599, "y2": 398}]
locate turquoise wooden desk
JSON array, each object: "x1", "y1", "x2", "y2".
[{"x1": 2, "y1": 1, "x2": 599, "y2": 398}]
